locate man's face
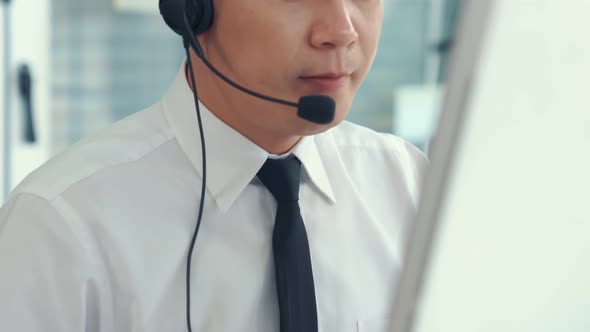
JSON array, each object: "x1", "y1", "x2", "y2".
[{"x1": 200, "y1": 0, "x2": 384, "y2": 136}]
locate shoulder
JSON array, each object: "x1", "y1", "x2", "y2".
[
  {"x1": 320, "y1": 120, "x2": 428, "y2": 168},
  {"x1": 316, "y1": 120, "x2": 429, "y2": 205},
  {"x1": 10, "y1": 103, "x2": 175, "y2": 202}
]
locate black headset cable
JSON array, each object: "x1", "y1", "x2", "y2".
[{"x1": 183, "y1": 36, "x2": 207, "y2": 332}]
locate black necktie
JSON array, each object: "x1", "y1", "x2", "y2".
[{"x1": 257, "y1": 156, "x2": 319, "y2": 332}]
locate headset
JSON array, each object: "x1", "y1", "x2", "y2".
[{"x1": 158, "y1": 1, "x2": 336, "y2": 330}]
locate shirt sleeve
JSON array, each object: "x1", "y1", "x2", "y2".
[{"x1": 0, "y1": 193, "x2": 104, "y2": 332}]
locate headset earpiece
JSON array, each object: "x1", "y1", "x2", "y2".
[
  {"x1": 159, "y1": 0, "x2": 214, "y2": 37},
  {"x1": 193, "y1": 0, "x2": 214, "y2": 35}
]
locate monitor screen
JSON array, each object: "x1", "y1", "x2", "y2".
[{"x1": 392, "y1": 1, "x2": 590, "y2": 331}]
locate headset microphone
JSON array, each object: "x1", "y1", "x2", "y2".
[{"x1": 182, "y1": 31, "x2": 336, "y2": 125}]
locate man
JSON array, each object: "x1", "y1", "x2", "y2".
[{"x1": 0, "y1": 0, "x2": 427, "y2": 331}]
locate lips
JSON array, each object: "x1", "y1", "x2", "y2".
[{"x1": 299, "y1": 73, "x2": 350, "y2": 92}]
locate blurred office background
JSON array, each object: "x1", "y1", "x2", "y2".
[{"x1": 1, "y1": 0, "x2": 461, "y2": 202}]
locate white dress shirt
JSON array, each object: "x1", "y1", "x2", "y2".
[{"x1": 0, "y1": 62, "x2": 428, "y2": 332}]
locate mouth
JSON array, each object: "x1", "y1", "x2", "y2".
[{"x1": 298, "y1": 72, "x2": 351, "y2": 93}]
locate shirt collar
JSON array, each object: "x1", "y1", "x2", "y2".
[
  {"x1": 291, "y1": 136, "x2": 336, "y2": 205},
  {"x1": 161, "y1": 62, "x2": 336, "y2": 212}
]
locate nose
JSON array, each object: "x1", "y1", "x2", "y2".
[{"x1": 309, "y1": 0, "x2": 359, "y2": 50}]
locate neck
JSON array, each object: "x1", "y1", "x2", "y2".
[{"x1": 185, "y1": 48, "x2": 302, "y2": 155}]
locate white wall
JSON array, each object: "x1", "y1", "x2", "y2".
[
  {"x1": 113, "y1": 0, "x2": 157, "y2": 13},
  {"x1": 0, "y1": 0, "x2": 51, "y2": 203}
]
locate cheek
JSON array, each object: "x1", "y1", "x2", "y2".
[
  {"x1": 357, "y1": 5, "x2": 384, "y2": 61},
  {"x1": 350, "y1": 20, "x2": 382, "y2": 91},
  {"x1": 362, "y1": 23, "x2": 382, "y2": 63},
  {"x1": 214, "y1": 5, "x2": 303, "y2": 80}
]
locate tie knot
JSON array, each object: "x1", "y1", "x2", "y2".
[{"x1": 257, "y1": 156, "x2": 302, "y2": 202}]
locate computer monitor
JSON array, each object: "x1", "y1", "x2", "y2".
[{"x1": 390, "y1": 1, "x2": 590, "y2": 331}]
